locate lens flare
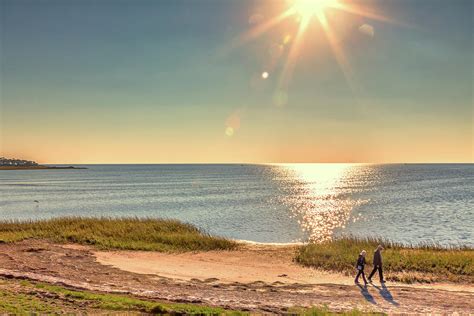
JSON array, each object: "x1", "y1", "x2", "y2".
[{"x1": 225, "y1": 127, "x2": 234, "y2": 137}]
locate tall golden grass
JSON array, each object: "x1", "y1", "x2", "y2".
[
  {"x1": 0, "y1": 217, "x2": 237, "y2": 252},
  {"x1": 296, "y1": 236, "x2": 473, "y2": 283}
]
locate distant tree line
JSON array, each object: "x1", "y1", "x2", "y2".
[{"x1": 0, "y1": 157, "x2": 38, "y2": 166}]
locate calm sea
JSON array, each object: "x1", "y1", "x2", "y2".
[{"x1": 0, "y1": 164, "x2": 472, "y2": 247}]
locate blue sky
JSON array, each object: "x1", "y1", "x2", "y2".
[{"x1": 1, "y1": 0, "x2": 472, "y2": 163}]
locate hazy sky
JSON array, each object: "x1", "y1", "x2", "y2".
[{"x1": 1, "y1": 0, "x2": 472, "y2": 163}]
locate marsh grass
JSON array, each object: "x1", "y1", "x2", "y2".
[
  {"x1": 0, "y1": 217, "x2": 237, "y2": 252},
  {"x1": 296, "y1": 236, "x2": 473, "y2": 283}
]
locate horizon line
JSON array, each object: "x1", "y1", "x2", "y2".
[{"x1": 41, "y1": 162, "x2": 474, "y2": 165}]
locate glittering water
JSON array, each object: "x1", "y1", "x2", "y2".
[{"x1": 0, "y1": 164, "x2": 472, "y2": 246}]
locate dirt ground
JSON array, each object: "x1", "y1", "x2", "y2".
[{"x1": 0, "y1": 240, "x2": 472, "y2": 314}]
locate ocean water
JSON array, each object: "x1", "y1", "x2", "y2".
[{"x1": 0, "y1": 164, "x2": 472, "y2": 247}]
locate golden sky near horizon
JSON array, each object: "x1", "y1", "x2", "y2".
[{"x1": 2, "y1": 109, "x2": 472, "y2": 164}]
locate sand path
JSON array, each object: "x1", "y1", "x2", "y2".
[
  {"x1": 94, "y1": 242, "x2": 474, "y2": 293},
  {"x1": 94, "y1": 243, "x2": 350, "y2": 286}
]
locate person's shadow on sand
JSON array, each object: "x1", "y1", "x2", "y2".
[
  {"x1": 372, "y1": 283, "x2": 399, "y2": 306},
  {"x1": 356, "y1": 284, "x2": 376, "y2": 304}
]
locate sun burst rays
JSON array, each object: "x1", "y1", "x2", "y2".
[{"x1": 228, "y1": 0, "x2": 399, "y2": 102}]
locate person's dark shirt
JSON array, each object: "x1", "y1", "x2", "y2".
[
  {"x1": 373, "y1": 249, "x2": 382, "y2": 266},
  {"x1": 356, "y1": 255, "x2": 366, "y2": 269}
]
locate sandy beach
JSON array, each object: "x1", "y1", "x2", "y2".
[
  {"x1": 94, "y1": 242, "x2": 474, "y2": 292},
  {"x1": 0, "y1": 240, "x2": 472, "y2": 314}
]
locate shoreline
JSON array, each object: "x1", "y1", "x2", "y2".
[
  {"x1": 0, "y1": 217, "x2": 472, "y2": 313},
  {"x1": 235, "y1": 239, "x2": 305, "y2": 246},
  {"x1": 0, "y1": 217, "x2": 471, "y2": 283}
]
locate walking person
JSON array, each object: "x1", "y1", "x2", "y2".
[
  {"x1": 354, "y1": 250, "x2": 368, "y2": 285},
  {"x1": 368, "y1": 245, "x2": 385, "y2": 283}
]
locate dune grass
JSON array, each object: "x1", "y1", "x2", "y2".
[
  {"x1": 295, "y1": 237, "x2": 474, "y2": 283},
  {"x1": 0, "y1": 217, "x2": 237, "y2": 252}
]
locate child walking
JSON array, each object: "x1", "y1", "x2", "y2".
[{"x1": 355, "y1": 250, "x2": 368, "y2": 285}]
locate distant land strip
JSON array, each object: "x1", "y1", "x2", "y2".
[
  {"x1": 0, "y1": 165, "x2": 86, "y2": 170},
  {"x1": 0, "y1": 157, "x2": 86, "y2": 170}
]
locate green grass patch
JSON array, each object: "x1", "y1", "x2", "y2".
[
  {"x1": 35, "y1": 283, "x2": 239, "y2": 314},
  {"x1": 0, "y1": 217, "x2": 237, "y2": 252},
  {"x1": 296, "y1": 237, "x2": 473, "y2": 283},
  {"x1": 0, "y1": 277, "x2": 241, "y2": 314},
  {"x1": 0, "y1": 290, "x2": 60, "y2": 314},
  {"x1": 288, "y1": 306, "x2": 383, "y2": 316}
]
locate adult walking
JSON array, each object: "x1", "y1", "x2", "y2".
[
  {"x1": 368, "y1": 245, "x2": 385, "y2": 283},
  {"x1": 354, "y1": 250, "x2": 368, "y2": 285}
]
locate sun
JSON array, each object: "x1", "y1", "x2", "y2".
[
  {"x1": 233, "y1": 0, "x2": 395, "y2": 97},
  {"x1": 291, "y1": 0, "x2": 339, "y2": 19}
]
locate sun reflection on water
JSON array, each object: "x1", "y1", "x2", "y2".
[{"x1": 271, "y1": 163, "x2": 369, "y2": 242}]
